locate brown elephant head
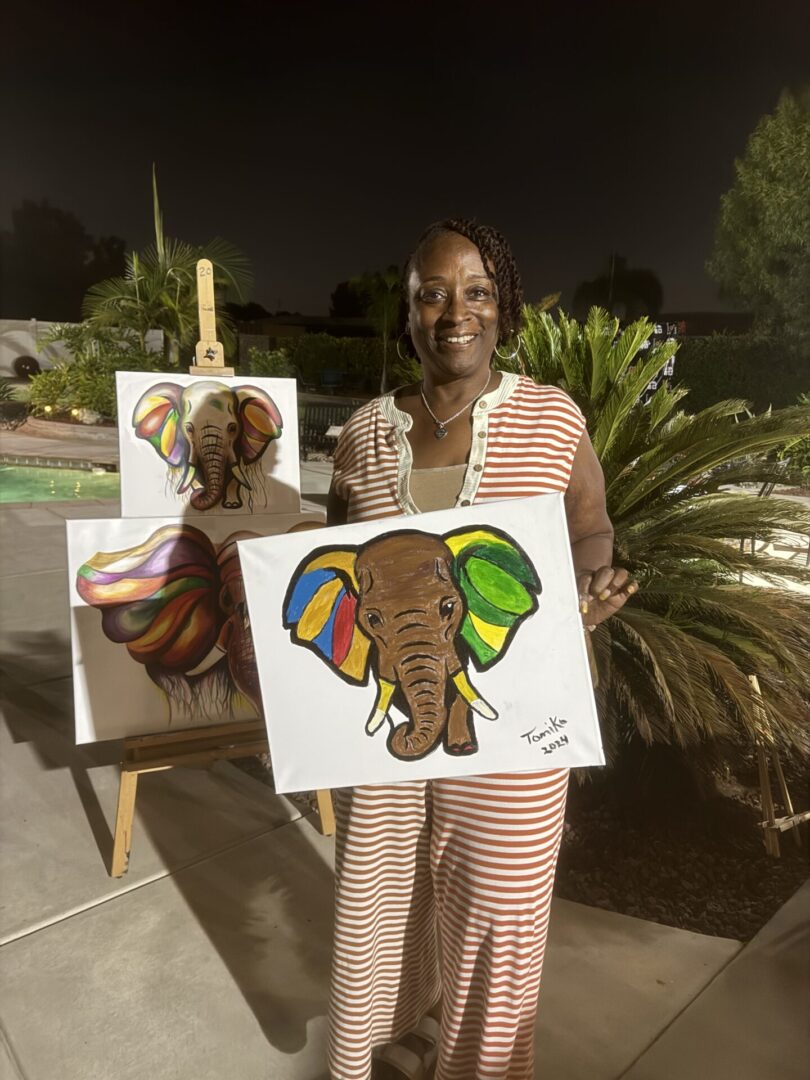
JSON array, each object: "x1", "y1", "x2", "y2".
[{"x1": 283, "y1": 526, "x2": 541, "y2": 761}]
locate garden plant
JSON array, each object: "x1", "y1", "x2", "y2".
[
  {"x1": 82, "y1": 169, "x2": 251, "y2": 367},
  {"x1": 499, "y1": 306, "x2": 810, "y2": 775}
]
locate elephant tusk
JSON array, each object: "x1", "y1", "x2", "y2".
[
  {"x1": 366, "y1": 678, "x2": 395, "y2": 735},
  {"x1": 177, "y1": 461, "x2": 197, "y2": 494},
  {"x1": 452, "y1": 670, "x2": 498, "y2": 720},
  {"x1": 185, "y1": 643, "x2": 227, "y2": 677},
  {"x1": 231, "y1": 463, "x2": 251, "y2": 490}
]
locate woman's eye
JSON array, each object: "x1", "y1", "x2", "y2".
[
  {"x1": 420, "y1": 289, "x2": 445, "y2": 303},
  {"x1": 468, "y1": 287, "x2": 491, "y2": 300}
]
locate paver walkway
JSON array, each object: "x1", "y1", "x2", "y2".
[{"x1": 0, "y1": 425, "x2": 807, "y2": 1079}]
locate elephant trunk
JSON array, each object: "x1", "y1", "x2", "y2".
[
  {"x1": 388, "y1": 653, "x2": 448, "y2": 759},
  {"x1": 190, "y1": 425, "x2": 229, "y2": 510},
  {"x1": 228, "y1": 612, "x2": 262, "y2": 716}
]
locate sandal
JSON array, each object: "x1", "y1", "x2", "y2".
[{"x1": 373, "y1": 1015, "x2": 440, "y2": 1080}]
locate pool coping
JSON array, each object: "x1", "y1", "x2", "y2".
[{"x1": 0, "y1": 453, "x2": 119, "y2": 473}]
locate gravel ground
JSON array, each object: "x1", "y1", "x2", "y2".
[
  {"x1": 555, "y1": 758, "x2": 809, "y2": 941},
  {"x1": 234, "y1": 753, "x2": 809, "y2": 942}
]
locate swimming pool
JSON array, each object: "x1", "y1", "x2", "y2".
[{"x1": 0, "y1": 465, "x2": 120, "y2": 503}]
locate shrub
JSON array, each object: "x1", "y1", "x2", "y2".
[
  {"x1": 779, "y1": 392, "x2": 810, "y2": 488},
  {"x1": 245, "y1": 346, "x2": 296, "y2": 379},
  {"x1": 675, "y1": 332, "x2": 808, "y2": 411},
  {"x1": 29, "y1": 323, "x2": 171, "y2": 421},
  {"x1": 243, "y1": 333, "x2": 423, "y2": 395}
]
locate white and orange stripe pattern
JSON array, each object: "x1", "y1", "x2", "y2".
[{"x1": 327, "y1": 374, "x2": 585, "y2": 1079}]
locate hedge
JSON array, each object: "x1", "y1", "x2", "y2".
[{"x1": 675, "y1": 332, "x2": 809, "y2": 411}]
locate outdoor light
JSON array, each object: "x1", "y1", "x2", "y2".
[
  {"x1": 43, "y1": 405, "x2": 52, "y2": 413},
  {"x1": 71, "y1": 408, "x2": 80, "y2": 417}
]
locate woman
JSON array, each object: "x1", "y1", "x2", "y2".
[{"x1": 325, "y1": 219, "x2": 635, "y2": 1080}]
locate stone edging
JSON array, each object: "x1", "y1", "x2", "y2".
[{"x1": 18, "y1": 417, "x2": 117, "y2": 441}]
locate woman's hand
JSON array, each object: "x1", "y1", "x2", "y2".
[{"x1": 578, "y1": 567, "x2": 637, "y2": 630}]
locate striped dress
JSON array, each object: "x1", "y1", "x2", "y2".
[{"x1": 329, "y1": 373, "x2": 586, "y2": 1080}]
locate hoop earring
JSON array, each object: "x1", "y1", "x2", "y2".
[
  {"x1": 396, "y1": 332, "x2": 413, "y2": 363},
  {"x1": 494, "y1": 334, "x2": 522, "y2": 361}
]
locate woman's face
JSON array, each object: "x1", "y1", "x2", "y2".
[{"x1": 407, "y1": 231, "x2": 500, "y2": 382}]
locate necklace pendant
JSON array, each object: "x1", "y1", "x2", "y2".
[{"x1": 434, "y1": 425, "x2": 448, "y2": 440}]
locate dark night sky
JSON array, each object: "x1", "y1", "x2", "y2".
[{"x1": 3, "y1": 1, "x2": 809, "y2": 316}]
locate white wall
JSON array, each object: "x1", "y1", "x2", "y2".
[{"x1": 0, "y1": 320, "x2": 164, "y2": 377}]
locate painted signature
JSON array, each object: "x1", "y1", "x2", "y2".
[{"x1": 520, "y1": 716, "x2": 569, "y2": 754}]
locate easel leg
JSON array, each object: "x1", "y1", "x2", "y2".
[
  {"x1": 772, "y1": 752, "x2": 802, "y2": 850},
  {"x1": 756, "y1": 744, "x2": 780, "y2": 858},
  {"x1": 112, "y1": 769, "x2": 139, "y2": 877},
  {"x1": 316, "y1": 789, "x2": 336, "y2": 837}
]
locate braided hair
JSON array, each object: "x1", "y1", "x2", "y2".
[{"x1": 401, "y1": 218, "x2": 524, "y2": 343}]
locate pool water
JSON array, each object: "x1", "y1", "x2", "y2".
[{"x1": 0, "y1": 465, "x2": 120, "y2": 503}]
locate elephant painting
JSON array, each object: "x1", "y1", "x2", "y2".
[
  {"x1": 283, "y1": 527, "x2": 541, "y2": 761},
  {"x1": 132, "y1": 380, "x2": 283, "y2": 512},
  {"x1": 76, "y1": 524, "x2": 264, "y2": 726}
]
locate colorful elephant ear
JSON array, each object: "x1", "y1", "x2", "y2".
[
  {"x1": 132, "y1": 383, "x2": 186, "y2": 467},
  {"x1": 283, "y1": 547, "x2": 371, "y2": 685},
  {"x1": 76, "y1": 524, "x2": 222, "y2": 674},
  {"x1": 444, "y1": 527, "x2": 541, "y2": 671},
  {"x1": 235, "y1": 386, "x2": 283, "y2": 464}
]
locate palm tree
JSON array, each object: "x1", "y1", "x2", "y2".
[
  {"x1": 83, "y1": 168, "x2": 252, "y2": 367},
  {"x1": 351, "y1": 266, "x2": 400, "y2": 393},
  {"x1": 499, "y1": 306, "x2": 810, "y2": 765}
]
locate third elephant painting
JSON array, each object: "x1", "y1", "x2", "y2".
[
  {"x1": 67, "y1": 510, "x2": 322, "y2": 742},
  {"x1": 116, "y1": 371, "x2": 302, "y2": 517},
  {"x1": 239, "y1": 493, "x2": 605, "y2": 793}
]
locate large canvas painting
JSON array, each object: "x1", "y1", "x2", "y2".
[
  {"x1": 116, "y1": 372, "x2": 302, "y2": 517},
  {"x1": 238, "y1": 493, "x2": 603, "y2": 793},
  {"x1": 67, "y1": 512, "x2": 322, "y2": 743}
]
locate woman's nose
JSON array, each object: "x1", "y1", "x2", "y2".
[{"x1": 444, "y1": 288, "x2": 470, "y2": 323}]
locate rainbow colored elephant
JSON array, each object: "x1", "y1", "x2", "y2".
[
  {"x1": 132, "y1": 380, "x2": 283, "y2": 512},
  {"x1": 77, "y1": 525, "x2": 262, "y2": 724}
]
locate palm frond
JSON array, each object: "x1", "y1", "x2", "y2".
[{"x1": 521, "y1": 304, "x2": 810, "y2": 768}]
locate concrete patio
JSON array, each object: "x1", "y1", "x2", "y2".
[{"x1": 0, "y1": 424, "x2": 808, "y2": 1079}]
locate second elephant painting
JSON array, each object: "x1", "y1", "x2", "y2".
[
  {"x1": 116, "y1": 372, "x2": 302, "y2": 517},
  {"x1": 239, "y1": 493, "x2": 604, "y2": 793}
]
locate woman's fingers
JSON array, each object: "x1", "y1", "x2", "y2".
[
  {"x1": 580, "y1": 567, "x2": 639, "y2": 626},
  {"x1": 577, "y1": 573, "x2": 594, "y2": 614},
  {"x1": 590, "y1": 565, "x2": 625, "y2": 598}
]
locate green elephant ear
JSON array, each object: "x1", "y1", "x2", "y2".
[{"x1": 444, "y1": 527, "x2": 541, "y2": 670}]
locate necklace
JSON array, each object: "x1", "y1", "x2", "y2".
[{"x1": 419, "y1": 372, "x2": 492, "y2": 439}]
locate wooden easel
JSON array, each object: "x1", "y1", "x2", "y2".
[
  {"x1": 749, "y1": 675, "x2": 808, "y2": 858},
  {"x1": 109, "y1": 259, "x2": 335, "y2": 877},
  {"x1": 111, "y1": 721, "x2": 336, "y2": 876}
]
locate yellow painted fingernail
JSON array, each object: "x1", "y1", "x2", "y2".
[
  {"x1": 580, "y1": 602, "x2": 589, "y2": 614},
  {"x1": 599, "y1": 590, "x2": 610, "y2": 600}
]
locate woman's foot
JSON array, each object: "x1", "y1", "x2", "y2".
[{"x1": 372, "y1": 1015, "x2": 440, "y2": 1079}]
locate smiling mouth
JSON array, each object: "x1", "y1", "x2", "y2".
[{"x1": 438, "y1": 334, "x2": 478, "y2": 346}]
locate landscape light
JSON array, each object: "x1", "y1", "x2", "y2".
[{"x1": 44, "y1": 405, "x2": 52, "y2": 413}]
